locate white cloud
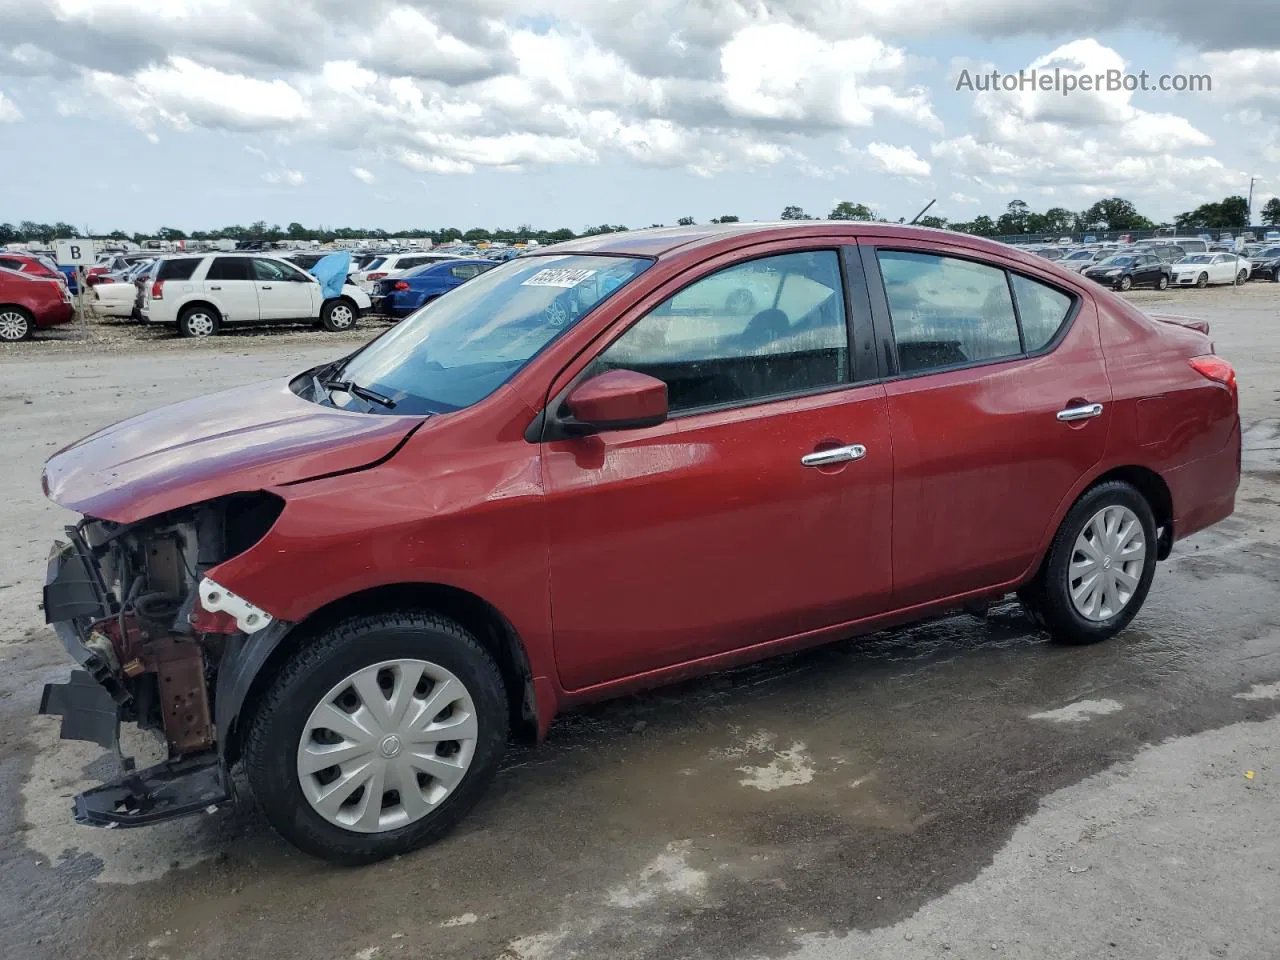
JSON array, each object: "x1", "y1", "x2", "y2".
[
  {"x1": 951, "y1": 192, "x2": 979, "y2": 204},
  {"x1": 262, "y1": 168, "x2": 305, "y2": 186},
  {"x1": 933, "y1": 39, "x2": 1237, "y2": 210},
  {"x1": 866, "y1": 141, "x2": 931, "y2": 178},
  {"x1": 350, "y1": 166, "x2": 376, "y2": 184},
  {"x1": 0, "y1": 90, "x2": 21, "y2": 122}
]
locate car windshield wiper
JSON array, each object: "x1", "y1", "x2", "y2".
[{"x1": 319, "y1": 379, "x2": 397, "y2": 409}]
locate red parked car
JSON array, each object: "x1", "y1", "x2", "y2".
[
  {"x1": 0, "y1": 251, "x2": 66, "y2": 283},
  {"x1": 0, "y1": 266, "x2": 74, "y2": 340},
  {"x1": 38, "y1": 223, "x2": 1239, "y2": 862}
]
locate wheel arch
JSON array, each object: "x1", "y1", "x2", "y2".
[
  {"x1": 178, "y1": 299, "x2": 223, "y2": 321},
  {"x1": 223, "y1": 581, "x2": 538, "y2": 765},
  {"x1": 1029, "y1": 463, "x2": 1174, "y2": 584}
]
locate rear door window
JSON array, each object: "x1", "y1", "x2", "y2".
[
  {"x1": 877, "y1": 251, "x2": 1021, "y2": 373},
  {"x1": 205, "y1": 257, "x2": 252, "y2": 281}
]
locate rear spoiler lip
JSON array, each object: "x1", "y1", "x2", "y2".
[{"x1": 1148, "y1": 313, "x2": 1210, "y2": 336}]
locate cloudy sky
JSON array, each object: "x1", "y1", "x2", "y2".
[{"x1": 1, "y1": 0, "x2": 1279, "y2": 233}]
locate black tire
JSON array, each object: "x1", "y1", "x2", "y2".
[
  {"x1": 1236, "y1": 269, "x2": 1248, "y2": 285},
  {"x1": 320, "y1": 298, "x2": 358, "y2": 332},
  {"x1": 244, "y1": 612, "x2": 509, "y2": 865},
  {"x1": 0, "y1": 305, "x2": 33, "y2": 342},
  {"x1": 1272, "y1": 269, "x2": 1279, "y2": 283},
  {"x1": 1196, "y1": 272, "x2": 1209, "y2": 288},
  {"x1": 1018, "y1": 481, "x2": 1158, "y2": 646},
  {"x1": 177, "y1": 304, "x2": 220, "y2": 338},
  {"x1": 1118, "y1": 275, "x2": 1133, "y2": 291},
  {"x1": 1156, "y1": 274, "x2": 1169, "y2": 290}
]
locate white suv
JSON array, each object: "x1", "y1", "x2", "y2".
[{"x1": 140, "y1": 254, "x2": 372, "y2": 337}]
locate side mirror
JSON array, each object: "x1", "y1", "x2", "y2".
[{"x1": 563, "y1": 370, "x2": 668, "y2": 433}]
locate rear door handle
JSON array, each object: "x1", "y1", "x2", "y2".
[
  {"x1": 1056, "y1": 403, "x2": 1104, "y2": 422},
  {"x1": 260, "y1": 285, "x2": 273, "y2": 290},
  {"x1": 208, "y1": 285, "x2": 221, "y2": 290},
  {"x1": 801, "y1": 444, "x2": 866, "y2": 467}
]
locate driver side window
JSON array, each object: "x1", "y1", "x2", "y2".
[{"x1": 594, "y1": 250, "x2": 849, "y2": 414}]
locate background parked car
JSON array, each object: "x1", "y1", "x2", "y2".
[
  {"x1": 1247, "y1": 245, "x2": 1280, "y2": 280},
  {"x1": 1057, "y1": 249, "x2": 1111, "y2": 273},
  {"x1": 1082, "y1": 253, "x2": 1171, "y2": 291},
  {"x1": 141, "y1": 253, "x2": 372, "y2": 337},
  {"x1": 351, "y1": 253, "x2": 462, "y2": 291},
  {"x1": 1170, "y1": 253, "x2": 1245, "y2": 287},
  {"x1": 0, "y1": 266, "x2": 74, "y2": 340},
  {"x1": 0, "y1": 251, "x2": 66, "y2": 286},
  {"x1": 372, "y1": 259, "x2": 498, "y2": 318},
  {"x1": 89, "y1": 260, "x2": 154, "y2": 319}
]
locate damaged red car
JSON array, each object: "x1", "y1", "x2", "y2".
[{"x1": 39, "y1": 223, "x2": 1240, "y2": 863}]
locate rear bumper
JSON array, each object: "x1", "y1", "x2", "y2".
[
  {"x1": 1167, "y1": 415, "x2": 1241, "y2": 542},
  {"x1": 38, "y1": 302, "x2": 74, "y2": 329}
]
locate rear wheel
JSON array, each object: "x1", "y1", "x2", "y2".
[
  {"x1": 1156, "y1": 274, "x2": 1169, "y2": 290},
  {"x1": 1018, "y1": 481, "x2": 1157, "y2": 646},
  {"x1": 320, "y1": 298, "x2": 358, "y2": 332},
  {"x1": 0, "y1": 306, "x2": 33, "y2": 342},
  {"x1": 177, "y1": 305, "x2": 219, "y2": 338},
  {"x1": 244, "y1": 612, "x2": 508, "y2": 864}
]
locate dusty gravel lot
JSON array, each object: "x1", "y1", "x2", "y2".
[{"x1": 1, "y1": 284, "x2": 1278, "y2": 960}]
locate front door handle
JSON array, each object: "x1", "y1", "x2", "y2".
[
  {"x1": 1057, "y1": 403, "x2": 1104, "y2": 422},
  {"x1": 801, "y1": 444, "x2": 866, "y2": 467},
  {"x1": 261, "y1": 285, "x2": 273, "y2": 290},
  {"x1": 208, "y1": 285, "x2": 222, "y2": 290}
]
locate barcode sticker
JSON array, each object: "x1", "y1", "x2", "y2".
[{"x1": 521, "y1": 268, "x2": 597, "y2": 288}]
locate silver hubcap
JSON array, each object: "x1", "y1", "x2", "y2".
[
  {"x1": 0, "y1": 311, "x2": 28, "y2": 340},
  {"x1": 1069, "y1": 505, "x2": 1146, "y2": 621},
  {"x1": 297, "y1": 659, "x2": 478, "y2": 834},
  {"x1": 329, "y1": 305, "x2": 353, "y2": 327},
  {"x1": 186, "y1": 313, "x2": 214, "y2": 336}
]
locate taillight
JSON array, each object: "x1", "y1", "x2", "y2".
[
  {"x1": 367, "y1": 272, "x2": 387, "y2": 281},
  {"x1": 393, "y1": 280, "x2": 409, "y2": 291},
  {"x1": 1188, "y1": 355, "x2": 1237, "y2": 394},
  {"x1": 150, "y1": 279, "x2": 164, "y2": 299}
]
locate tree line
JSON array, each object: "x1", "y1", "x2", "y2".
[{"x1": 3, "y1": 195, "x2": 1277, "y2": 246}]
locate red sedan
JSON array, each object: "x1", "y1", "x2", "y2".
[
  {"x1": 0, "y1": 266, "x2": 74, "y2": 340},
  {"x1": 38, "y1": 223, "x2": 1239, "y2": 862}
]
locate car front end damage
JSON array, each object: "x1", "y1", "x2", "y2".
[{"x1": 39, "y1": 493, "x2": 286, "y2": 827}]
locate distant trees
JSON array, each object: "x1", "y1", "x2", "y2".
[
  {"x1": 1175, "y1": 195, "x2": 1250, "y2": 230},
  {"x1": 710, "y1": 215, "x2": 739, "y2": 223},
  {"x1": 828, "y1": 201, "x2": 876, "y2": 221},
  {"x1": 780, "y1": 205, "x2": 813, "y2": 220},
  {"x1": 1262, "y1": 198, "x2": 1280, "y2": 226},
  {"x1": 676, "y1": 216, "x2": 695, "y2": 226}
]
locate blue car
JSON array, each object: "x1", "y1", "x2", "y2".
[{"x1": 371, "y1": 258, "x2": 498, "y2": 318}]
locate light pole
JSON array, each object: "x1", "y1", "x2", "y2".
[{"x1": 1248, "y1": 176, "x2": 1257, "y2": 226}]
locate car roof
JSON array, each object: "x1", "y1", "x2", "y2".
[{"x1": 539, "y1": 221, "x2": 1042, "y2": 263}]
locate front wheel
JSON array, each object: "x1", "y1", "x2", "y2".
[
  {"x1": 1196, "y1": 272, "x2": 1209, "y2": 288},
  {"x1": 244, "y1": 612, "x2": 509, "y2": 864},
  {"x1": 1118, "y1": 275, "x2": 1132, "y2": 291},
  {"x1": 0, "y1": 306, "x2": 33, "y2": 342},
  {"x1": 1236, "y1": 269, "x2": 1248, "y2": 285},
  {"x1": 320, "y1": 298, "x2": 358, "y2": 332},
  {"x1": 1019, "y1": 481, "x2": 1157, "y2": 646}
]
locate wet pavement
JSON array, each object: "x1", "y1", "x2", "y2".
[{"x1": 1, "y1": 285, "x2": 1278, "y2": 960}]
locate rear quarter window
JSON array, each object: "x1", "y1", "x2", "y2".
[
  {"x1": 158, "y1": 259, "x2": 200, "y2": 281},
  {"x1": 1010, "y1": 274, "x2": 1074, "y2": 352}
]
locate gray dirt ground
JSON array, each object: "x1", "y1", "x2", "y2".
[{"x1": 0, "y1": 286, "x2": 1278, "y2": 960}]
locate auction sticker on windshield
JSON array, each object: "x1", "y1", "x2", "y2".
[{"x1": 522, "y1": 267, "x2": 597, "y2": 287}]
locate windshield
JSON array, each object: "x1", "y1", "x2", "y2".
[
  {"x1": 363, "y1": 257, "x2": 386, "y2": 272},
  {"x1": 1180, "y1": 255, "x2": 1212, "y2": 264},
  {"x1": 1099, "y1": 256, "x2": 1136, "y2": 266},
  {"x1": 1064, "y1": 251, "x2": 1093, "y2": 260},
  {"x1": 1258, "y1": 247, "x2": 1280, "y2": 258},
  {"x1": 329, "y1": 254, "x2": 651, "y2": 415}
]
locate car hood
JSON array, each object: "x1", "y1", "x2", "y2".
[{"x1": 43, "y1": 378, "x2": 425, "y2": 523}]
